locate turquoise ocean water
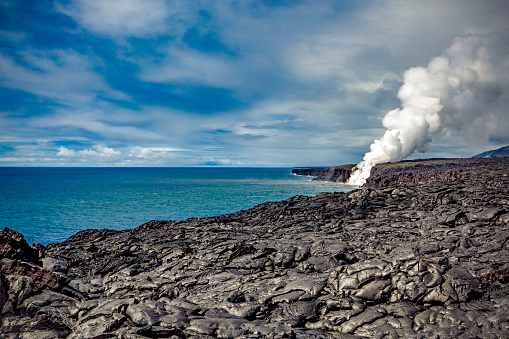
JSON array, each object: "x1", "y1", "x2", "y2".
[{"x1": 0, "y1": 167, "x2": 354, "y2": 245}]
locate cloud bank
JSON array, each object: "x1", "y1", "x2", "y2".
[{"x1": 0, "y1": 1, "x2": 508, "y2": 166}]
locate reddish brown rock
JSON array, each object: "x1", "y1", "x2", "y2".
[
  {"x1": 0, "y1": 228, "x2": 40, "y2": 263},
  {"x1": 0, "y1": 259, "x2": 67, "y2": 293},
  {"x1": 32, "y1": 243, "x2": 47, "y2": 259}
]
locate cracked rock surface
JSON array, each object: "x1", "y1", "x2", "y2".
[{"x1": 1, "y1": 157, "x2": 508, "y2": 338}]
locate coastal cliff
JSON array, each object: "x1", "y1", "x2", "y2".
[
  {"x1": 1, "y1": 157, "x2": 509, "y2": 338},
  {"x1": 294, "y1": 157, "x2": 506, "y2": 187},
  {"x1": 293, "y1": 165, "x2": 355, "y2": 183}
]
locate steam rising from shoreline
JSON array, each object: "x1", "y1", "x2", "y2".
[{"x1": 348, "y1": 34, "x2": 509, "y2": 186}]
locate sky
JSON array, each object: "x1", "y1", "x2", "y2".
[{"x1": 1, "y1": 0, "x2": 508, "y2": 167}]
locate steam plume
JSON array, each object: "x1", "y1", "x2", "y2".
[{"x1": 348, "y1": 34, "x2": 509, "y2": 186}]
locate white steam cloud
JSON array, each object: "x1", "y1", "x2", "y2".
[{"x1": 348, "y1": 34, "x2": 509, "y2": 186}]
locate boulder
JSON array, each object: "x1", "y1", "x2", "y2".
[
  {"x1": 0, "y1": 228, "x2": 40, "y2": 263},
  {"x1": 0, "y1": 259, "x2": 67, "y2": 293}
]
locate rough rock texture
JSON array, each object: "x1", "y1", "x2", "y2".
[
  {"x1": 0, "y1": 228, "x2": 41, "y2": 264},
  {"x1": 1, "y1": 157, "x2": 509, "y2": 338},
  {"x1": 293, "y1": 165, "x2": 355, "y2": 183},
  {"x1": 363, "y1": 158, "x2": 507, "y2": 189},
  {"x1": 306, "y1": 157, "x2": 506, "y2": 188},
  {"x1": 291, "y1": 168, "x2": 327, "y2": 177}
]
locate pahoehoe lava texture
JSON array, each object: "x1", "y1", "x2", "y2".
[{"x1": 1, "y1": 157, "x2": 509, "y2": 338}]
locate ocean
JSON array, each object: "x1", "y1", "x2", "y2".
[{"x1": 0, "y1": 167, "x2": 354, "y2": 245}]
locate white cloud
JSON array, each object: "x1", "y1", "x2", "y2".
[
  {"x1": 57, "y1": 145, "x2": 120, "y2": 159},
  {"x1": 0, "y1": 49, "x2": 128, "y2": 105},
  {"x1": 31, "y1": 107, "x2": 164, "y2": 142},
  {"x1": 0, "y1": 157, "x2": 37, "y2": 162},
  {"x1": 55, "y1": 144, "x2": 188, "y2": 164},
  {"x1": 57, "y1": 0, "x2": 174, "y2": 37},
  {"x1": 140, "y1": 47, "x2": 239, "y2": 87},
  {"x1": 283, "y1": 1, "x2": 503, "y2": 87},
  {"x1": 0, "y1": 30, "x2": 25, "y2": 41},
  {"x1": 126, "y1": 146, "x2": 185, "y2": 159},
  {"x1": 57, "y1": 146, "x2": 75, "y2": 157}
]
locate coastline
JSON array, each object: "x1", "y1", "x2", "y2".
[
  {"x1": 292, "y1": 157, "x2": 508, "y2": 186},
  {"x1": 1, "y1": 157, "x2": 508, "y2": 338},
  {"x1": 0, "y1": 167, "x2": 347, "y2": 245}
]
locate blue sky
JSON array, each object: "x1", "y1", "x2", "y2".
[{"x1": 1, "y1": 0, "x2": 508, "y2": 166}]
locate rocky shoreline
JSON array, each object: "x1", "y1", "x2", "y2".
[
  {"x1": 1, "y1": 157, "x2": 509, "y2": 338},
  {"x1": 291, "y1": 157, "x2": 504, "y2": 187}
]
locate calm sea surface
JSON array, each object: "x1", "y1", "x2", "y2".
[{"x1": 0, "y1": 167, "x2": 354, "y2": 245}]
